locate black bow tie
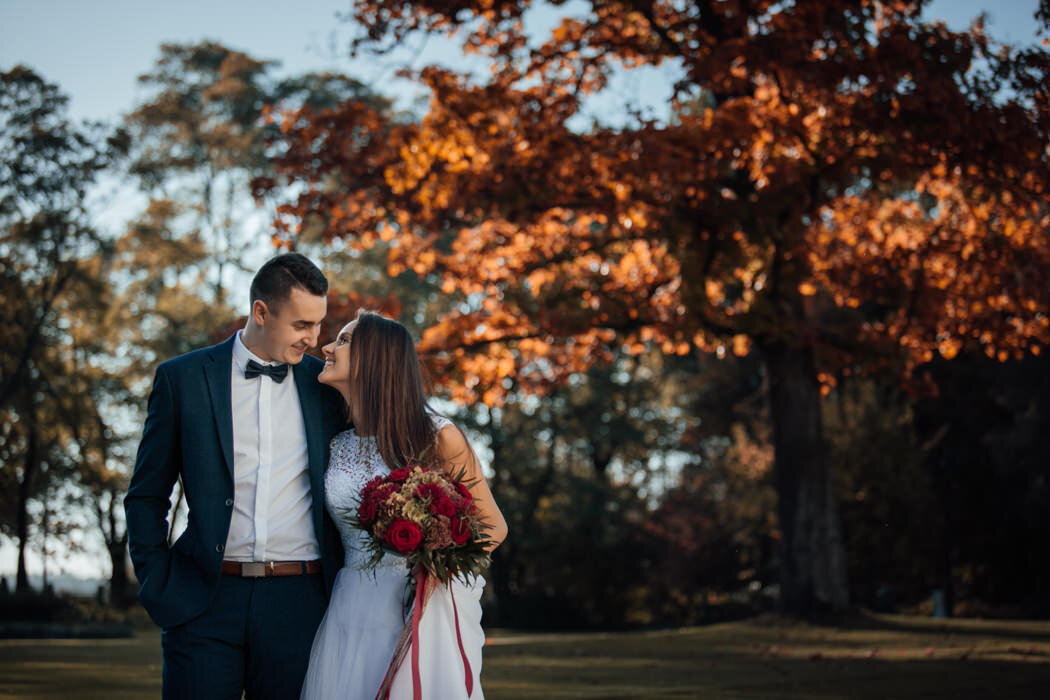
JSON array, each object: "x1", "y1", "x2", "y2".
[{"x1": 244, "y1": 359, "x2": 289, "y2": 383}]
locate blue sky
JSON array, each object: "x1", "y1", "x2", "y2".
[{"x1": 0, "y1": 0, "x2": 1043, "y2": 582}]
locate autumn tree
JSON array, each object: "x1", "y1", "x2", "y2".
[
  {"x1": 117, "y1": 44, "x2": 393, "y2": 544},
  {"x1": 0, "y1": 66, "x2": 124, "y2": 411},
  {"x1": 260, "y1": 2, "x2": 1050, "y2": 616},
  {"x1": 0, "y1": 66, "x2": 130, "y2": 592},
  {"x1": 126, "y1": 42, "x2": 383, "y2": 304},
  {"x1": 125, "y1": 42, "x2": 280, "y2": 304}
]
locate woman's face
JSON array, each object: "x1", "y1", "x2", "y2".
[{"x1": 318, "y1": 320, "x2": 356, "y2": 391}]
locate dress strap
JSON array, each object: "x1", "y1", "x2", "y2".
[{"x1": 429, "y1": 413, "x2": 454, "y2": 432}]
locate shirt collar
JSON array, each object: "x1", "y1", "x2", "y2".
[{"x1": 232, "y1": 329, "x2": 282, "y2": 374}]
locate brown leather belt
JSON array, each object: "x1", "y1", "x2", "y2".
[{"x1": 221, "y1": 560, "x2": 322, "y2": 577}]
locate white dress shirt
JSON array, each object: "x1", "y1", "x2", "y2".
[{"x1": 224, "y1": 330, "x2": 320, "y2": 562}]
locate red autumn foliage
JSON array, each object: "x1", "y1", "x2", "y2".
[
  {"x1": 256, "y1": 1, "x2": 1050, "y2": 615},
  {"x1": 260, "y1": 1, "x2": 1050, "y2": 405}
]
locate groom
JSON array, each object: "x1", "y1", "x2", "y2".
[{"x1": 125, "y1": 253, "x2": 345, "y2": 699}]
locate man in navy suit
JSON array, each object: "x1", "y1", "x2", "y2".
[{"x1": 125, "y1": 253, "x2": 345, "y2": 699}]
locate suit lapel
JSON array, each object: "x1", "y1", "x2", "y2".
[
  {"x1": 293, "y1": 362, "x2": 326, "y2": 534},
  {"x1": 204, "y1": 336, "x2": 236, "y2": 480}
]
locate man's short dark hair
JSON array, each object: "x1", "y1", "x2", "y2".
[{"x1": 250, "y1": 253, "x2": 328, "y2": 312}]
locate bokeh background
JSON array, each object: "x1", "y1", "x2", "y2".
[{"x1": 2, "y1": 2, "x2": 1050, "y2": 695}]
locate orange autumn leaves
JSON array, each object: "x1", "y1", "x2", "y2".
[
  {"x1": 811, "y1": 169, "x2": 1050, "y2": 368},
  {"x1": 258, "y1": 1, "x2": 1050, "y2": 405}
]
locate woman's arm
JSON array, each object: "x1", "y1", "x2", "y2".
[{"x1": 435, "y1": 424, "x2": 508, "y2": 550}]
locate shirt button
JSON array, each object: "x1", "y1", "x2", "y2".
[
  {"x1": 225, "y1": 498, "x2": 234, "y2": 507},
  {"x1": 215, "y1": 544, "x2": 224, "y2": 553}
]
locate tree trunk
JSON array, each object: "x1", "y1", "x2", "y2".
[
  {"x1": 40, "y1": 496, "x2": 49, "y2": 593},
  {"x1": 106, "y1": 488, "x2": 132, "y2": 605},
  {"x1": 938, "y1": 442, "x2": 955, "y2": 618},
  {"x1": 483, "y1": 409, "x2": 511, "y2": 623},
  {"x1": 16, "y1": 419, "x2": 40, "y2": 594},
  {"x1": 760, "y1": 339, "x2": 850, "y2": 616}
]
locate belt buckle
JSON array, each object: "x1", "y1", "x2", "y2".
[{"x1": 242, "y1": 562, "x2": 268, "y2": 577}]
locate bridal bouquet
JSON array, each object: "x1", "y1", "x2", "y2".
[
  {"x1": 357, "y1": 464, "x2": 489, "y2": 700},
  {"x1": 353, "y1": 464, "x2": 491, "y2": 583}
]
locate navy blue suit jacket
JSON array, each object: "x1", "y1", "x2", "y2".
[{"x1": 124, "y1": 335, "x2": 345, "y2": 628}]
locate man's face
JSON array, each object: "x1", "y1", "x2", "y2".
[{"x1": 254, "y1": 286, "x2": 327, "y2": 364}]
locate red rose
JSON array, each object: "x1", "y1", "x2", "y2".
[
  {"x1": 449, "y1": 517, "x2": 471, "y2": 546},
  {"x1": 388, "y1": 467, "x2": 412, "y2": 483},
  {"x1": 358, "y1": 497, "x2": 379, "y2": 526},
  {"x1": 454, "y1": 482, "x2": 472, "y2": 501},
  {"x1": 374, "y1": 483, "x2": 398, "y2": 503},
  {"x1": 384, "y1": 519, "x2": 423, "y2": 554},
  {"x1": 430, "y1": 495, "x2": 457, "y2": 518},
  {"x1": 415, "y1": 482, "x2": 445, "y2": 502},
  {"x1": 361, "y1": 475, "x2": 385, "y2": 499}
]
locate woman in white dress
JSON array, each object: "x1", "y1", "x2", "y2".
[{"x1": 301, "y1": 311, "x2": 508, "y2": 700}]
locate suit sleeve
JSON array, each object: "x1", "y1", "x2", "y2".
[{"x1": 124, "y1": 364, "x2": 180, "y2": 582}]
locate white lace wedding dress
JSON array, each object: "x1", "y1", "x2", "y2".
[{"x1": 300, "y1": 417, "x2": 486, "y2": 699}]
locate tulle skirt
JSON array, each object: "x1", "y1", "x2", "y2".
[{"x1": 301, "y1": 562, "x2": 485, "y2": 700}]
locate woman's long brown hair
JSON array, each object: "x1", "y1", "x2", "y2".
[{"x1": 347, "y1": 310, "x2": 440, "y2": 470}]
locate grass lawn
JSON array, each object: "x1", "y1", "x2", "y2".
[{"x1": 2, "y1": 611, "x2": 1049, "y2": 699}]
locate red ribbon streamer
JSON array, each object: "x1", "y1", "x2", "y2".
[
  {"x1": 410, "y1": 571, "x2": 426, "y2": 700},
  {"x1": 450, "y1": 580, "x2": 474, "y2": 696},
  {"x1": 376, "y1": 572, "x2": 474, "y2": 699}
]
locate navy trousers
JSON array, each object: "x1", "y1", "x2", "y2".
[{"x1": 161, "y1": 572, "x2": 327, "y2": 700}]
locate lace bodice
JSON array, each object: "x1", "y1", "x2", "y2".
[{"x1": 325, "y1": 415, "x2": 453, "y2": 569}]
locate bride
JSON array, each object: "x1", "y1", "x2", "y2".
[{"x1": 301, "y1": 310, "x2": 508, "y2": 699}]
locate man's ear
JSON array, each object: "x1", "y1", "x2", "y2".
[{"x1": 251, "y1": 299, "x2": 269, "y2": 326}]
